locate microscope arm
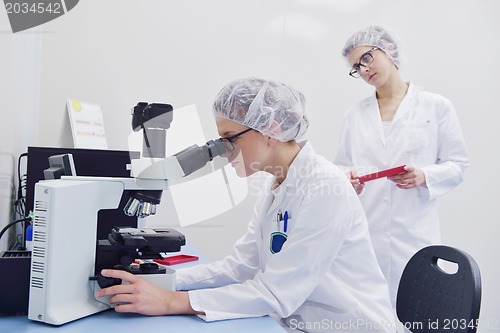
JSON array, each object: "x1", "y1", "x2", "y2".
[{"x1": 130, "y1": 138, "x2": 227, "y2": 180}]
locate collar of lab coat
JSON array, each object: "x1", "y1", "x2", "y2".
[
  {"x1": 266, "y1": 140, "x2": 313, "y2": 210},
  {"x1": 365, "y1": 81, "x2": 416, "y2": 146}
]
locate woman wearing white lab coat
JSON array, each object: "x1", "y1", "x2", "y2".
[
  {"x1": 97, "y1": 77, "x2": 396, "y2": 332},
  {"x1": 334, "y1": 26, "x2": 469, "y2": 308}
]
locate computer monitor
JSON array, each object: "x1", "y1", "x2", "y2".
[
  {"x1": 43, "y1": 154, "x2": 77, "y2": 179},
  {"x1": 26, "y1": 147, "x2": 140, "y2": 240}
]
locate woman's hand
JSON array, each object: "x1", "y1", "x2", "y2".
[
  {"x1": 346, "y1": 170, "x2": 365, "y2": 195},
  {"x1": 388, "y1": 165, "x2": 426, "y2": 189},
  {"x1": 96, "y1": 269, "x2": 201, "y2": 316}
]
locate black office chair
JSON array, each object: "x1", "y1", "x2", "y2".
[{"x1": 396, "y1": 245, "x2": 481, "y2": 333}]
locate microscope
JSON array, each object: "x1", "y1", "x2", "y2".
[{"x1": 28, "y1": 103, "x2": 228, "y2": 325}]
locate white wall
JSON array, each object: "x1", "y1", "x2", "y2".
[
  {"x1": 0, "y1": 11, "x2": 41, "y2": 250},
  {"x1": 1, "y1": 0, "x2": 499, "y2": 330}
]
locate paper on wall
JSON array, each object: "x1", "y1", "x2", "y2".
[{"x1": 66, "y1": 99, "x2": 107, "y2": 149}]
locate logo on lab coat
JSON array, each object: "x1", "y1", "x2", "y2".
[{"x1": 270, "y1": 232, "x2": 287, "y2": 254}]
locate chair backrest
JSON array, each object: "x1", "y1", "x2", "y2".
[{"x1": 396, "y1": 245, "x2": 481, "y2": 333}]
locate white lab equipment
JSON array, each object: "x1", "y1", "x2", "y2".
[
  {"x1": 27, "y1": 177, "x2": 179, "y2": 325},
  {"x1": 28, "y1": 103, "x2": 229, "y2": 325}
]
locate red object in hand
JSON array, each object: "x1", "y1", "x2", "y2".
[
  {"x1": 153, "y1": 255, "x2": 199, "y2": 266},
  {"x1": 357, "y1": 165, "x2": 407, "y2": 183}
]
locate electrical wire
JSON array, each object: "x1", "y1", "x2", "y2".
[
  {"x1": 0, "y1": 217, "x2": 31, "y2": 241},
  {"x1": 15, "y1": 153, "x2": 28, "y2": 218},
  {"x1": 10, "y1": 152, "x2": 29, "y2": 250}
]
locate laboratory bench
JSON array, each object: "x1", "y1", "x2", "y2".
[{"x1": 0, "y1": 243, "x2": 286, "y2": 332}]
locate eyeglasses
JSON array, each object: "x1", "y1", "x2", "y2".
[
  {"x1": 349, "y1": 47, "x2": 379, "y2": 78},
  {"x1": 220, "y1": 127, "x2": 254, "y2": 152}
]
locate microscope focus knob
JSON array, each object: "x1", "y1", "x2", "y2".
[
  {"x1": 93, "y1": 273, "x2": 122, "y2": 288},
  {"x1": 139, "y1": 262, "x2": 160, "y2": 273}
]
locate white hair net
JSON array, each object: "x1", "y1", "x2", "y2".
[
  {"x1": 342, "y1": 25, "x2": 401, "y2": 68},
  {"x1": 213, "y1": 77, "x2": 309, "y2": 142}
]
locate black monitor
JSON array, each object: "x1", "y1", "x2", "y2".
[
  {"x1": 43, "y1": 153, "x2": 77, "y2": 179},
  {"x1": 26, "y1": 147, "x2": 140, "y2": 240}
]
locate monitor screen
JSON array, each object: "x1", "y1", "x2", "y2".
[
  {"x1": 43, "y1": 153, "x2": 77, "y2": 179},
  {"x1": 26, "y1": 147, "x2": 140, "y2": 240}
]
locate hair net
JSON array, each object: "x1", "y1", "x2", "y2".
[
  {"x1": 342, "y1": 25, "x2": 401, "y2": 68},
  {"x1": 213, "y1": 77, "x2": 309, "y2": 142}
]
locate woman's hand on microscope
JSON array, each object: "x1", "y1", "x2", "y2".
[{"x1": 95, "y1": 269, "x2": 203, "y2": 316}]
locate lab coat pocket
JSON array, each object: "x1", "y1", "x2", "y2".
[{"x1": 403, "y1": 122, "x2": 434, "y2": 154}]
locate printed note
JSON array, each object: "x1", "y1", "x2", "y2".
[{"x1": 66, "y1": 99, "x2": 107, "y2": 149}]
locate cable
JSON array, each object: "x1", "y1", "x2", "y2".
[
  {"x1": 0, "y1": 217, "x2": 31, "y2": 241},
  {"x1": 16, "y1": 153, "x2": 28, "y2": 217},
  {"x1": 18, "y1": 153, "x2": 28, "y2": 192}
]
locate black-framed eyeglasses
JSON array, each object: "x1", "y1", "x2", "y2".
[
  {"x1": 220, "y1": 127, "x2": 254, "y2": 152},
  {"x1": 349, "y1": 47, "x2": 379, "y2": 78}
]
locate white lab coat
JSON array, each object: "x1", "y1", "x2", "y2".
[
  {"x1": 334, "y1": 83, "x2": 469, "y2": 307},
  {"x1": 177, "y1": 142, "x2": 396, "y2": 332}
]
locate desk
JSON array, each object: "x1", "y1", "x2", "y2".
[
  {"x1": 0, "y1": 310, "x2": 285, "y2": 333},
  {"x1": 0, "y1": 244, "x2": 285, "y2": 332}
]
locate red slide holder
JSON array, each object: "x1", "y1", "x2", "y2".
[
  {"x1": 153, "y1": 255, "x2": 199, "y2": 266},
  {"x1": 357, "y1": 165, "x2": 407, "y2": 183}
]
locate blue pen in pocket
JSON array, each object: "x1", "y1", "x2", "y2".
[
  {"x1": 270, "y1": 210, "x2": 288, "y2": 254},
  {"x1": 283, "y1": 211, "x2": 288, "y2": 233}
]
